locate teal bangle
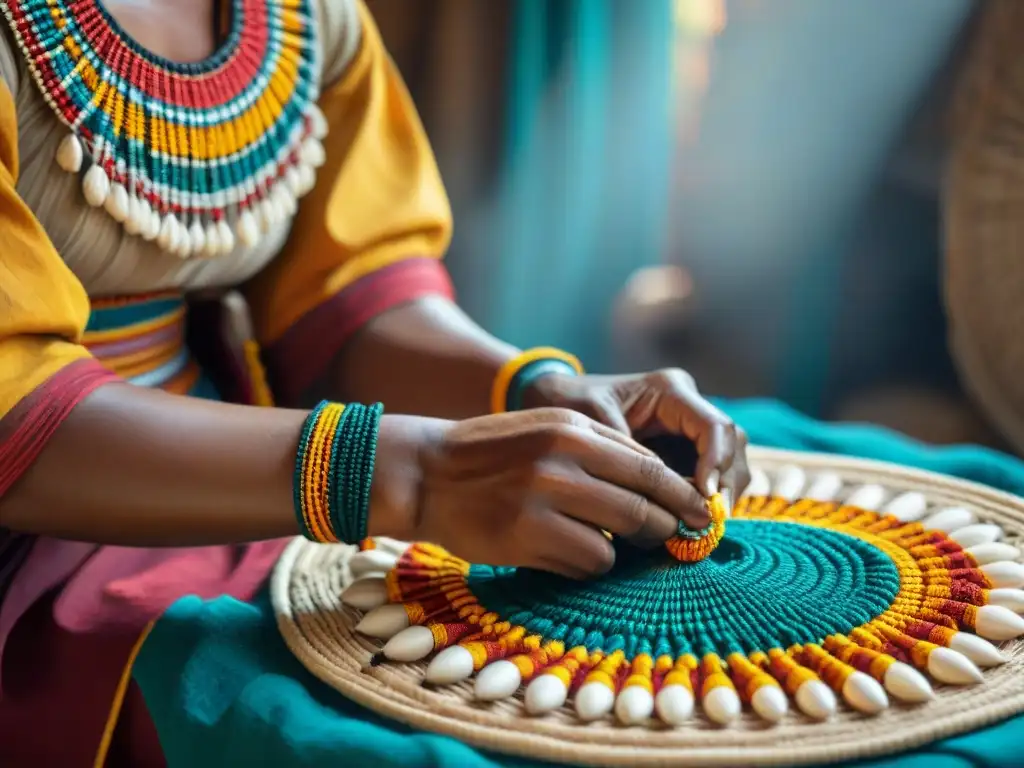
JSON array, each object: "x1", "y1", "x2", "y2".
[
  {"x1": 330, "y1": 402, "x2": 384, "y2": 545},
  {"x1": 506, "y1": 358, "x2": 579, "y2": 411},
  {"x1": 292, "y1": 401, "x2": 383, "y2": 545}
]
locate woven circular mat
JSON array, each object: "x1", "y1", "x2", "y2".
[
  {"x1": 945, "y1": 0, "x2": 1024, "y2": 454},
  {"x1": 272, "y1": 448, "x2": 1024, "y2": 767}
]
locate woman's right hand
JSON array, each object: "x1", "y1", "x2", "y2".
[{"x1": 369, "y1": 408, "x2": 708, "y2": 579}]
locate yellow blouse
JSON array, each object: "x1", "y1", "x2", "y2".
[{"x1": 0, "y1": 0, "x2": 452, "y2": 421}]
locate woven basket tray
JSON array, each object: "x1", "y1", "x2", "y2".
[
  {"x1": 272, "y1": 447, "x2": 1024, "y2": 767},
  {"x1": 946, "y1": 0, "x2": 1024, "y2": 454}
]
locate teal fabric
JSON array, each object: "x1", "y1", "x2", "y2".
[
  {"x1": 462, "y1": 0, "x2": 673, "y2": 371},
  {"x1": 134, "y1": 398, "x2": 1024, "y2": 767}
]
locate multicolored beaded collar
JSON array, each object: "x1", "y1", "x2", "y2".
[{"x1": 2, "y1": 0, "x2": 326, "y2": 258}]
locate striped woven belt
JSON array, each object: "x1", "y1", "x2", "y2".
[{"x1": 84, "y1": 292, "x2": 200, "y2": 393}]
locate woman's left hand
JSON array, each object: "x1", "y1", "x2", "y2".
[{"x1": 527, "y1": 369, "x2": 750, "y2": 507}]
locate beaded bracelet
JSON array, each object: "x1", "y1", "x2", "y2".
[
  {"x1": 293, "y1": 401, "x2": 384, "y2": 544},
  {"x1": 491, "y1": 347, "x2": 585, "y2": 414}
]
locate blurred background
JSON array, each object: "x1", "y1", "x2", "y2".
[{"x1": 365, "y1": 0, "x2": 1000, "y2": 449}]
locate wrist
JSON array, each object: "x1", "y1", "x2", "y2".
[
  {"x1": 367, "y1": 413, "x2": 448, "y2": 542},
  {"x1": 491, "y1": 347, "x2": 584, "y2": 413}
]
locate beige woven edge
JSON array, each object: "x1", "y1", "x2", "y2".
[{"x1": 272, "y1": 447, "x2": 1024, "y2": 767}]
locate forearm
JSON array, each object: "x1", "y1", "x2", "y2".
[
  {"x1": 327, "y1": 296, "x2": 519, "y2": 420},
  {"x1": 0, "y1": 382, "x2": 401, "y2": 546}
]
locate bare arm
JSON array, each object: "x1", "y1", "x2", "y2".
[
  {"x1": 328, "y1": 296, "x2": 519, "y2": 419},
  {"x1": 0, "y1": 384, "x2": 408, "y2": 546}
]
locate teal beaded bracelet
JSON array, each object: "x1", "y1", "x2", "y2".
[
  {"x1": 506, "y1": 359, "x2": 580, "y2": 412},
  {"x1": 293, "y1": 401, "x2": 384, "y2": 544}
]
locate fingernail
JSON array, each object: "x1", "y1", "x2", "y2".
[
  {"x1": 721, "y1": 489, "x2": 733, "y2": 517},
  {"x1": 705, "y1": 470, "x2": 720, "y2": 496}
]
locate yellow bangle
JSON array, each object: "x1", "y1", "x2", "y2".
[{"x1": 491, "y1": 347, "x2": 585, "y2": 414}]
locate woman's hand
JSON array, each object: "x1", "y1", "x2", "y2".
[
  {"x1": 526, "y1": 369, "x2": 750, "y2": 507},
  {"x1": 369, "y1": 408, "x2": 707, "y2": 578}
]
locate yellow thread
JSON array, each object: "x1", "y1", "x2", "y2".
[{"x1": 490, "y1": 347, "x2": 584, "y2": 414}]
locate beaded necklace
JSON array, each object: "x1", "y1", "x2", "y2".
[{"x1": 2, "y1": 0, "x2": 326, "y2": 258}]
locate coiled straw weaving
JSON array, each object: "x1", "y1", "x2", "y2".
[{"x1": 272, "y1": 448, "x2": 1024, "y2": 766}]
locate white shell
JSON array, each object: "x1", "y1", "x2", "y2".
[
  {"x1": 297, "y1": 163, "x2": 316, "y2": 195},
  {"x1": 202, "y1": 222, "x2": 221, "y2": 258},
  {"x1": 383, "y1": 625, "x2": 435, "y2": 662},
  {"x1": 259, "y1": 198, "x2": 279, "y2": 232},
  {"x1": 284, "y1": 166, "x2": 303, "y2": 197},
  {"x1": 926, "y1": 646, "x2": 984, "y2": 684},
  {"x1": 124, "y1": 196, "x2": 145, "y2": 235},
  {"x1": 950, "y1": 524, "x2": 1002, "y2": 548},
  {"x1": 524, "y1": 674, "x2": 568, "y2": 715},
  {"x1": 987, "y1": 588, "x2": 1024, "y2": 614},
  {"x1": 948, "y1": 631, "x2": 1007, "y2": 667},
  {"x1": 794, "y1": 680, "x2": 836, "y2": 720},
  {"x1": 967, "y1": 542, "x2": 1021, "y2": 565},
  {"x1": 237, "y1": 210, "x2": 261, "y2": 248},
  {"x1": 750, "y1": 685, "x2": 788, "y2": 722},
  {"x1": 882, "y1": 662, "x2": 933, "y2": 703},
  {"x1": 614, "y1": 685, "x2": 654, "y2": 725},
  {"x1": 745, "y1": 467, "x2": 771, "y2": 498},
  {"x1": 340, "y1": 577, "x2": 388, "y2": 611},
  {"x1": 143, "y1": 206, "x2": 162, "y2": 241},
  {"x1": 309, "y1": 104, "x2": 329, "y2": 139},
  {"x1": 981, "y1": 561, "x2": 1024, "y2": 589},
  {"x1": 844, "y1": 484, "x2": 886, "y2": 511},
  {"x1": 805, "y1": 473, "x2": 843, "y2": 502},
  {"x1": 56, "y1": 133, "x2": 84, "y2": 173},
  {"x1": 354, "y1": 603, "x2": 409, "y2": 639},
  {"x1": 157, "y1": 215, "x2": 179, "y2": 251},
  {"x1": 172, "y1": 224, "x2": 193, "y2": 259},
  {"x1": 188, "y1": 221, "x2": 207, "y2": 255},
  {"x1": 771, "y1": 465, "x2": 805, "y2": 501},
  {"x1": 702, "y1": 685, "x2": 741, "y2": 725},
  {"x1": 302, "y1": 137, "x2": 327, "y2": 168},
  {"x1": 348, "y1": 550, "x2": 399, "y2": 578},
  {"x1": 474, "y1": 660, "x2": 522, "y2": 701},
  {"x1": 215, "y1": 219, "x2": 235, "y2": 254},
  {"x1": 82, "y1": 164, "x2": 110, "y2": 207},
  {"x1": 975, "y1": 605, "x2": 1024, "y2": 641},
  {"x1": 104, "y1": 183, "x2": 130, "y2": 222},
  {"x1": 424, "y1": 645, "x2": 474, "y2": 685},
  {"x1": 574, "y1": 682, "x2": 615, "y2": 721},
  {"x1": 273, "y1": 183, "x2": 297, "y2": 217},
  {"x1": 654, "y1": 684, "x2": 694, "y2": 726},
  {"x1": 882, "y1": 491, "x2": 927, "y2": 521},
  {"x1": 921, "y1": 506, "x2": 976, "y2": 533},
  {"x1": 841, "y1": 671, "x2": 888, "y2": 714}
]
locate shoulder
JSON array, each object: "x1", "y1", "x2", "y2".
[{"x1": 313, "y1": 0, "x2": 363, "y2": 86}]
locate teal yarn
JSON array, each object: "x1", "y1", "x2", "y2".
[
  {"x1": 466, "y1": 520, "x2": 900, "y2": 659},
  {"x1": 330, "y1": 402, "x2": 384, "y2": 545},
  {"x1": 292, "y1": 401, "x2": 328, "y2": 541},
  {"x1": 506, "y1": 359, "x2": 579, "y2": 411}
]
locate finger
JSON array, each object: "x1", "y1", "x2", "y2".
[
  {"x1": 533, "y1": 509, "x2": 617, "y2": 576},
  {"x1": 694, "y1": 420, "x2": 737, "y2": 498},
  {"x1": 551, "y1": 427, "x2": 709, "y2": 529},
  {"x1": 720, "y1": 430, "x2": 751, "y2": 507},
  {"x1": 536, "y1": 556, "x2": 590, "y2": 581},
  {"x1": 576, "y1": 394, "x2": 633, "y2": 437},
  {"x1": 576, "y1": 414, "x2": 656, "y2": 458},
  {"x1": 537, "y1": 463, "x2": 678, "y2": 546}
]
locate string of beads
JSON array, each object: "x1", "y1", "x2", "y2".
[{"x1": 2, "y1": 0, "x2": 325, "y2": 258}]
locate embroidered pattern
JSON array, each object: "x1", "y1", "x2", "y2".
[
  {"x1": 343, "y1": 482, "x2": 1024, "y2": 727},
  {"x1": 2, "y1": 0, "x2": 326, "y2": 258}
]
